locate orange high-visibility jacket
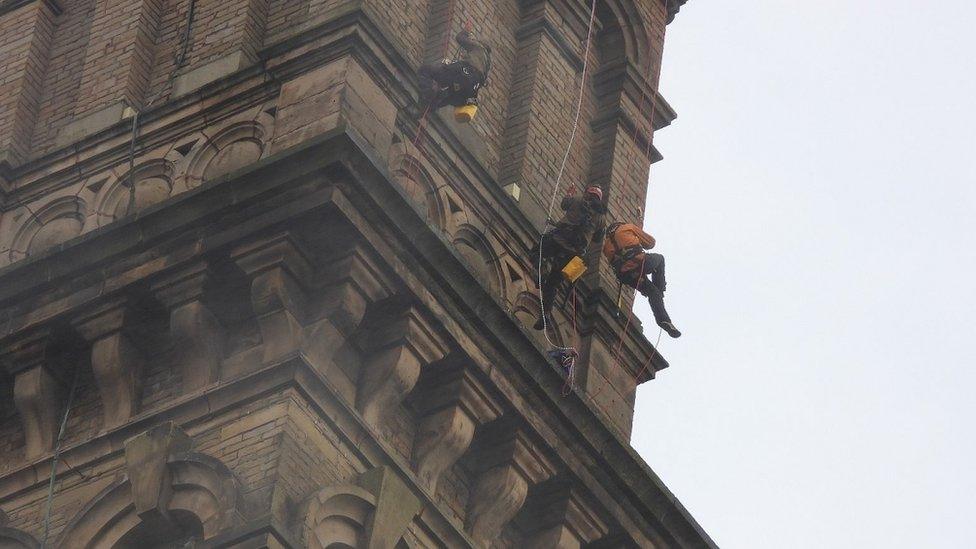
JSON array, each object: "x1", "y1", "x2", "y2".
[{"x1": 602, "y1": 223, "x2": 655, "y2": 273}]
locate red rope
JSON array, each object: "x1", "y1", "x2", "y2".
[
  {"x1": 408, "y1": 0, "x2": 457, "y2": 181},
  {"x1": 588, "y1": 24, "x2": 670, "y2": 401},
  {"x1": 561, "y1": 287, "x2": 581, "y2": 396}
]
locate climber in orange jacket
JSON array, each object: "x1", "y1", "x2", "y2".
[{"x1": 603, "y1": 222, "x2": 681, "y2": 338}]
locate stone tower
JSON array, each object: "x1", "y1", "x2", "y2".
[{"x1": 0, "y1": 0, "x2": 714, "y2": 546}]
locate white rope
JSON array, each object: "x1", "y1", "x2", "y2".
[{"x1": 536, "y1": 0, "x2": 599, "y2": 351}]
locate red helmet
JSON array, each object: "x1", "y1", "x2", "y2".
[{"x1": 584, "y1": 186, "x2": 603, "y2": 201}]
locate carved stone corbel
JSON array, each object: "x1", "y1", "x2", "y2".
[
  {"x1": 151, "y1": 263, "x2": 224, "y2": 392},
  {"x1": 123, "y1": 422, "x2": 192, "y2": 522},
  {"x1": 71, "y1": 299, "x2": 145, "y2": 429},
  {"x1": 410, "y1": 357, "x2": 501, "y2": 492},
  {"x1": 231, "y1": 233, "x2": 313, "y2": 363},
  {"x1": 466, "y1": 419, "x2": 556, "y2": 545},
  {"x1": 514, "y1": 477, "x2": 610, "y2": 548},
  {"x1": 304, "y1": 466, "x2": 422, "y2": 549},
  {"x1": 303, "y1": 246, "x2": 394, "y2": 389},
  {"x1": 356, "y1": 302, "x2": 448, "y2": 427},
  {"x1": 2, "y1": 328, "x2": 66, "y2": 460}
]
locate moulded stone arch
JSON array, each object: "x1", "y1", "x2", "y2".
[
  {"x1": 8, "y1": 195, "x2": 87, "y2": 262},
  {"x1": 56, "y1": 453, "x2": 241, "y2": 549},
  {"x1": 512, "y1": 290, "x2": 573, "y2": 347},
  {"x1": 453, "y1": 224, "x2": 505, "y2": 296},
  {"x1": 596, "y1": 0, "x2": 648, "y2": 69},
  {"x1": 92, "y1": 158, "x2": 177, "y2": 225},
  {"x1": 512, "y1": 290, "x2": 542, "y2": 330},
  {"x1": 0, "y1": 527, "x2": 40, "y2": 549},
  {"x1": 176, "y1": 110, "x2": 275, "y2": 189},
  {"x1": 304, "y1": 485, "x2": 378, "y2": 549},
  {"x1": 391, "y1": 153, "x2": 447, "y2": 230}
]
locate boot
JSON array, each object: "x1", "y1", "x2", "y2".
[{"x1": 658, "y1": 321, "x2": 681, "y2": 338}]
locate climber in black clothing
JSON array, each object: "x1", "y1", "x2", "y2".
[
  {"x1": 418, "y1": 24, "x2": 491, "y2": 115},
  {"x1": 531, "y1": 185, "x2": 607, "y2": 331}
]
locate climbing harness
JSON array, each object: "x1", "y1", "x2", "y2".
[
  {"x1": 585, "y1": 18, "x2": 674, "y2": 403},
  {"x1": 535, "y1": 0, "x2": 598, "y2": 357},
  {"x1": 407, "y1": 0, "x2": 458, "y2": 180}
]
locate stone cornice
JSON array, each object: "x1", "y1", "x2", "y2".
[{"x1": 0, "y1": 132, "x2": 711, "y2": 547}]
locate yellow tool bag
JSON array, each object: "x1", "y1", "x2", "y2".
[
  {"x1": 561, "y1": 256, "x2": 586, "y2": 282},
  {"x1": 454, "y1": 104, "x2": 478, "y2": 123}
]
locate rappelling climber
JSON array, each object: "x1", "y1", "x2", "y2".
[
  {"x1": 603, "y1": 221, "x2": 681, "y2": 338},
  {"x1": 417, "y1": 22, "x2": 491, "y2": 122},
  {"x1": 532, "y1": 185, "x2": 607, "y2": 331}
]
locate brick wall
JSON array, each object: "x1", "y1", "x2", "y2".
[{"x1": 0, "y1": 0, "x2": 56, "y2": 164}]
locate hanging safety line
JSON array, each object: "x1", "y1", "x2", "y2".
[
  {"x1": 117, "y1": 0, "x2": 198, "y2": 218},
  {"x1": 535, "y1": 0, "x2": 598, "y2": 353},
  {"x1": 408, "y1": 0, "x2": 458, "y2": 181},
  {"x1": 589, "y1": 24, "x2": 670, "y2": 401},
  {"x1": 40, "y1": 368, "x2": 80, "y2": 548}
]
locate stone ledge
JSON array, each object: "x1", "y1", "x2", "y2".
[
  {"x1": 0, "y1": 356, "x2": 476, "y2": 548},
  {"x1": 172, "y1": 50, "x2": 253, "y2": 99},
  {"x1": 53, "y1": 101, "x2": 131, "y2": 151},
  {"x1": 0, "y1": 129, "x2": 710, "y2": 548}
]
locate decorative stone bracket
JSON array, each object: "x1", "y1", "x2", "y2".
[
  {"x1": 409, "y1": 356, "x2": 501, "y2": 492},
  {"x1": 1, "y1": 328, "x2": 66, "y2": 460},
  {"x1": 303, "y1": 245, "x2": 394, "y2": 373},
  {"x1": 303, "y1": 466, "x2": 422, "y2": 549},
  {"x1": 355, "y1": 301, "x2": 448, "y2": 427},
  {"x1": 151, "y1": 262, "x2": 225, "y2": 392},
  {"x1": 514, "y1": 477, "x2": 610, "y2": 548},
  {"x1": 71, "y1": 298, "x2": 146, "y2": 430},
  {"x1": 231, "y1": 232, "x2": 314, "y2": 363},
  {"x1": 465, "y1": 419, "x2": 556, "y2": 545},
  {"x1": 124, "y1": 422, "x2": 193, "y2": 522},
  {"x1": 316, "y1": 245, "x2": 395, "y2": 336},
  {"x1": 57, "y1": 422, "x2": 243, "y2": 548}
]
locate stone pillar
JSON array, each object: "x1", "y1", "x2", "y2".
[
  {"x1": 72, "y1": 299, "x2": 146, "y2": 429},
  {"x1": 356, "y1": 301, "x2": 447, "y2": 427},
  {"x1": 2, "y1": 329, "x2": 66, "y2": 460},
  {"x1": 410, "y1": 357, "x2": 501, "y2": 492},
  {"x1": 515, "y1": 477, "x2": 609, "y2": 549},
  {"x1": 232, "y1": 232, "x2": 313, "y2": 364},
  {"x1": 151, "y1": 262, "x2": 225, "y2": 392},
  {"x1": 270, "y1": 56, "x2": 396, "y2": 158},
  {"x1": 466, "y1": 419, "x2": 555, "y2": 545},
  {"x1": 0, "y1": 0, "x2": 58, "y2": 166}
]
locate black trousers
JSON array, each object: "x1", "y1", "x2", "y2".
[
  {"x1": 618, "y1": 253, "x2": 671, "y2": 324},
  {"x1": 418, "y1": 61, "x2": 483, "y2": 107},
  {"x1": 533, "y1": 233, "x2": 577, "y2": 318}
]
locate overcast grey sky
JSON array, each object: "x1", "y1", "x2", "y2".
[{"x1": 630, "y1": 1, "x2": 976, "y2": 548}]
